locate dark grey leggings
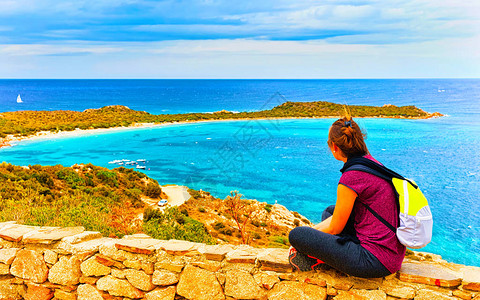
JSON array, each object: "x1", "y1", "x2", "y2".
[{"x1": 289, "y1": 205, "x2": 391, "y2": 278}]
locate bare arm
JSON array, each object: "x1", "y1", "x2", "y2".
[
  {"x1": 313, "y1": 184, "x2": 357, "y2": 235},
  {"x1": 313, "y1": 215, "x2": 332, "y2": 231}
]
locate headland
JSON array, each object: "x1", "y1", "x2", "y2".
[{"x1": 0, "y1": 101, "x2": 443, "y2": 148}]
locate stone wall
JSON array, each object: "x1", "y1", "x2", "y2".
[{"x1": 0, "y1": 222, "x2": 478, "y2": 300}]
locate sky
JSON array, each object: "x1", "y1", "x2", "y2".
[{"x1": 0, "y1": 0, "x2": 479, "y2": 79}]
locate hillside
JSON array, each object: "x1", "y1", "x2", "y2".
[
  {"x1": 173, "y1": 189, "x2": 311, "y2": 248},
  {"x1": 0, "y1": 163, "x2": 161, "y2": 237},
  {"x1": 0, "y1": 101, "x2": 442, "y2": 141},
  {"x1": 0, "y1": 163, "x2": 309, "y2": 247}
]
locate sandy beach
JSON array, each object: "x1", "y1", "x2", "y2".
[
  {"x1": 140, "y1": 185, "x2": 191, "y2": 212},
  {"x1": 0, "y1": 122, "x2": 167, "y2": 149},
  {"x1": 161, "y1": 185, "x2": 192, "y2": 207}
]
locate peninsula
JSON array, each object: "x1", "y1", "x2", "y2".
[{"x1": 0, "y1": 101, "x2": 442, "y2": 148}]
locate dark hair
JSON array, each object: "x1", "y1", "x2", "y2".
[{"x1": 328, "y1": 116, "x2": 368, "y2": 158}]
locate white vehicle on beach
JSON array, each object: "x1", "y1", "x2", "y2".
[{"x1": 157, "y1": 199, "x2": 168, "y2": 207}]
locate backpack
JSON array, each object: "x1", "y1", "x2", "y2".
[{"x1": 341, "y1": 157, "x2": 433, "y2": 249}]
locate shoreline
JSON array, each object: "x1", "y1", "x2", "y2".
[{"x1": 0, "y1": 114, "x2": 442, "y2": 150}]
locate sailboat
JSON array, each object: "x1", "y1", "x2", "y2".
[{"x1": 16, "y1": 95, "x2": 23, "y2": 103}]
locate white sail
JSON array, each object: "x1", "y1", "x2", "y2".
[{"x1": 16, "y1": 95, "x2": 23, "y2": 103}]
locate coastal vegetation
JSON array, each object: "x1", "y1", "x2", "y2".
[
  {"x1": 0, "y1": 162, "x2": 303, "y2": 246},
  {"x1": 178, "y1": 188, "x2": 310, "y2": 248},
  {"x1": 0, "y1": 162, "x2": 154, "y2": 237},
  {"x1": 142, "y1": 206, "x2": 216, "y2": 245},
  {"x1": 0, "y1": 101, "x2": 441, "y2": 142}
]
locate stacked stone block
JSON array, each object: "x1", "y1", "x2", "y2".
[{"x1": 0, "y1": 222, "x2": 478, "y2": 299}]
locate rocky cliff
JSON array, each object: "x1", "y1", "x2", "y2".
[{"x1": 0, "y1": 222, "x2": 478, "y2": 299}]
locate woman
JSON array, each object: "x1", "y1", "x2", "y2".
[{"x1": 288, "y1": 116, "x2": 406, "y2": 278}]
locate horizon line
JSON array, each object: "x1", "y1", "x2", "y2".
[{"x1": 1, "y1": 77, "x2": 479, "y2": 80}]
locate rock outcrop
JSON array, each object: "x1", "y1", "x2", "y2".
[{"x1": 0, "y1": 221, "x2": 478, "y2": 299}]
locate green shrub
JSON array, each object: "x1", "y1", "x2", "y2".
[
  {"x1": 39, "y1": 188, "x2": 52, "y2": 197},
  {"x1": 264, "y1": 204, "x2": 272, "y2": 213},
  {"x1": 93, "y1": 186, "x2": 112, "y2": 198},
  {"x1": 219, "y1": 228, "x2": 232, "y2": 236},
  {"x1": 56, "y1": 169, "x2": 85, "y2": 188},
  {"x1": 143, "y1": 207, "x2": 164, "y2": 222},
  {"x1": 268, "y1": 235, "x2": 290, "y2": 248},
  {"x1": 125, "y1": 188, "x2": 142, "y2": 202},
  {"x1": 175, "y1": 214, "x2": 186, "y2": 225},
  {"x1": 96, "y1": 170, "x2": 118, "y2": 187},
  {"x1": 142, "y1": 207, "x2": 215, "y2": 244},
  {"x1": 145, "y1": 182, "x2": 162, "y2": 198},
  {"x1": 272, "y1": 236, "x2": 288, "y2": 245},
  {"x1": 213, "y1": 221, "x2": 225, "y2": 231},
  {"x1": 405, "y1": 249, "x2": 415, "y2": 257},
  {"x1": 188, "y1": 189, "x2": 202, "y2": 199},
  {"x1": 85, "y1": 174, "x2": 94, "y2": 186},
  {"x1": 33, "y1": 172, "x2": 54, "y2": 188}
]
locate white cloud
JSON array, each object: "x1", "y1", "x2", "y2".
[
  {"x1": 381, "y1": 8, "x2": 407, "y2": 20},
  {"x1": 332, "y1": 5, "x2": 376, "y2": 19},
  {"x1": 0, "y1": 43, "x2": 122, "y2": 56},
  {"x1": 0, "y1": 0, "x2": 28, "y2": 14},
  {"x1": 223, "y1": 0, "x2": 480, "y2": 43},
  {"x1": 146, "y1": 39, "x2": 372, "y2": 56},
  {"x1": 2, "y1": 35, "x2": 478, "y2": 78},
  {"x1": 41, "y1": 30, "x2": 90, "y2": 39}
]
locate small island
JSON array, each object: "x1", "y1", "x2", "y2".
[{"x1": 0, "y1": 101, "x2": 442, "y2": 147}]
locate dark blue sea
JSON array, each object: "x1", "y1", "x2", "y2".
[{"x1": 0, "y1": 79, "x2": 479, "y2": 267}]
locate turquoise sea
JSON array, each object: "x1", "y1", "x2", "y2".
[{"x1": 0, "y1": 79, "x2": 479, "y2": 267}]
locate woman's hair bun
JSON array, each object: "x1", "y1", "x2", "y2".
[{"x1": 328, "y1": 116, "x2": 368, "y2": 158}]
